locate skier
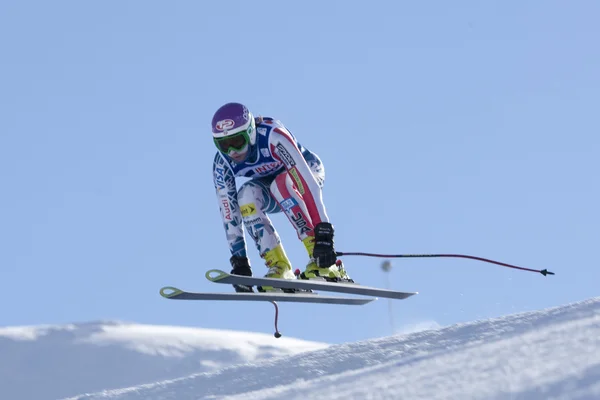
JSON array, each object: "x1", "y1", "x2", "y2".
[{"x1": 211, "y1": 102, "x2": 351, "y2": 292}]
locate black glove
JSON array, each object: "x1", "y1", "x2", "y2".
[
  {"x1": 313, "y1": 222, "x2": 337, "y2": 268},
  {"x1": 229, "y1": 256, "x2": 253, "y2": 293},
  {"x1": 230, "y1": 255, "x2": 252, "y2": 276}
]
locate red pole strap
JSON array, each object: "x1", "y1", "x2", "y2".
[{"x1": 270, "y1": 301, "x2": 282, "y2": 338}]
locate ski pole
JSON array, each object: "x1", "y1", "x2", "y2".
[{"x1": 336, "y1": 252, "x2": 555, "y2": 276}]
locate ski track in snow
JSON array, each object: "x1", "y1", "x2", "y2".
[{"x1": 65, "y1": 297, "x2": 600, "y2": 400}]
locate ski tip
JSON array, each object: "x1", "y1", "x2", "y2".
[
  {"x1": 160, "y1": 286, "x2": 184, "y2": 298},
  {"x1": 540, "y1": 269, "x2": 555, "y2": 276},
  {"x1": 205, "y1": 269, "x2": 229, "y2": 282}
]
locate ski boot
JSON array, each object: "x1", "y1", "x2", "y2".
[
  {"x1": 257, "y1": 244, "x2": 296, "y2": 292},
  {"x1": 300, "y1": 258, "x2": 353, "y2": 282},
  {"x1": 299, "y1": 222, "x2": 353, "y2": 282},
  {"x1": 229, "y1": 255, "x2": 254, "y2": 293}
]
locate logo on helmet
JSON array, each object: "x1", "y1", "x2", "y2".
[{"x1": 216, "y1": 119, "x2": 235, "y2": 131}]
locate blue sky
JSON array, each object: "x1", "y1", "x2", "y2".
[{"x1": 1, "y1": 0, "x2": 599, "y2": 344}]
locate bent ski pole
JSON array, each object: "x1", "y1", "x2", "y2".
[{"x1": 336, "y1": 252, "x2": 555, "y2": 276}]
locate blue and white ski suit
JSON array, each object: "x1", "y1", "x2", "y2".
[{"x1": 212, "y1": 117, "x2": 329, "y2": 260}]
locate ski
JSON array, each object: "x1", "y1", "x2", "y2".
[
  {"x1": 159, "y1": 286, "x2": 375, "y2": 305},
  {"x1": 205, "y1": 269, "x2": 418, "y2": 300}
]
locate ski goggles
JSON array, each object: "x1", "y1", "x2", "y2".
[{"x1": 214, "y1": 129, "x2": 250, "y2": 154}]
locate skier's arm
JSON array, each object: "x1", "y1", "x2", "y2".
[
  {"x1": 269, "y1": 127, "x2": 329, "y2": 225},
  {"x1": 212, "y1": 153, "x2": 247, "y2": 258}
]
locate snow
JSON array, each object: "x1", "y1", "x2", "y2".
[
  {"x1": 75, "y1": 322, "x2": 325, "y2": 359},
  {"x1": 0, "y1": 320, "x2": 327, "y2": 400},
  {"x1": 60, "y1": 297, "x2": 600, "y2": 400},
  {"x1": 2, "y1": 298, "x2": 599, "y2": 400}
]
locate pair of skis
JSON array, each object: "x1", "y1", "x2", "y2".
[
  {"x1": 160, "y1": 269, "x2": 417, "y2": 338},
  {"x1": 160, "y1": 269, "x2": 417, "y2": 303}
]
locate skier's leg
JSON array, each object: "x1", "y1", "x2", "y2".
[
  {"x1": 270, "y1": 173, "x2": 315, "y2": 237},
  {"x1": 237, "y1": 178, "x2": 295, "y2": 287},
  {"x1": 269, "y1": 157, "x2": 351, "y2": 281}
]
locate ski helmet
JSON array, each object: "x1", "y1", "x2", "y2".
[{"x1": 211, "y1": 102, "x2": 256, "y2": 156}]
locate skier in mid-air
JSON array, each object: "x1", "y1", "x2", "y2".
[{"x1": 211, "y1": 102, "x2": 351, "y2": 292}]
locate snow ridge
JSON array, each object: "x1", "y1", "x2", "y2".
[
  {"x1": 65, "y1": 297, "x2": 600, "y2": 400},
  {"x1": 0, "y1": 320, "x2": 327, "y2": 400}
]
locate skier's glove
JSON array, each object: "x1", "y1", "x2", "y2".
[
  {"x1": 313, "y1": 222, "x2": 337, "y2": 268},
  {"x1": 229, "y1": 255, "x2": 253, "y2": 293},
  {"x1": 230, "y1": 255, "x2": 252, "y2": 276}
]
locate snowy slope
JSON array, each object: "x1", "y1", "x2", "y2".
[
  {"x1": 0, "y1": 321, "x2": 327, "y2": 400},
  {"x1": 66, "y1": 297, "x2": 600, "y2": 400}
]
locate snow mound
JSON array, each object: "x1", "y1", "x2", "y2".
[
  {"x1": 0, "y1": 320, "x2": 327, "y2": 400},
  {"x1": 65, "y1": 297, "x2": 600, "y2": 400}
]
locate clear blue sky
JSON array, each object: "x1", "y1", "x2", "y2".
[{"x1": 1, "y1": 1, "x2": 599, "y2": 344}]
